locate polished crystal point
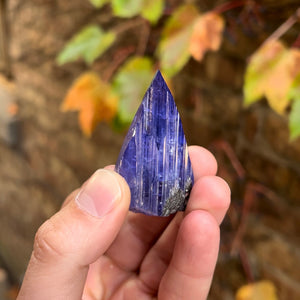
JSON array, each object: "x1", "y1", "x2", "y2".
[{"x1": 115, "y1": 71, "x2": 194, "y2": 216}]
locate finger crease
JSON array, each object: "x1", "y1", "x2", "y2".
[{"x1": 171, "y1": 261, "x2": 212, "y2": 280}]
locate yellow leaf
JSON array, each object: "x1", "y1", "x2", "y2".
[
  {"x1": 157, "y1": 4, "x2": 200, "y2": 77},
  {"x1": 265, "y1": 48, "x2": 300, "y2": 112},
  {"x1": 161, "y1": 4, "x2": 199, "y2": 39},
  {"x1": 189, "y1": 12, "x2": 224, "y2": 61},
  {"x1": 61, "y1": 72, "x2": 118, "y2": 136},
  {"x1": 236, "y1": 280, "x2": 278, "y2": 300},
  {"x1": 244, "y1": 40, "x2": 300, "y2": 114}
]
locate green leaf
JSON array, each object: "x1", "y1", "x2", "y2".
[
  {"x1": 289, "y1": 73, "x2": 300, "y2": 101},
  {"x1": 112, "y1": 56, "x2": 154, "y2": 125},
  {"x1": 112, "y1": 0, "x2": 144, "y2": 18},
  {"x1": 57, "y1": 25, "x2": 116, "y2": 65},
  {"x1": 157, "y1": 4, "x2": 199, "y2": 77},
  {"x1": 141, "y1": 0, "x2": 164, "y2": 24},
  {"x1": 158, "y1": 28, "x2": 193, "y2": 77},
  {"x1": 111, "y1": 0, "x2": 164, "y2": 23},
  {"x1": 289, "y1": 98, "x2": 300, "y2": 140},
  {"x1": 161, "y1": 4, "x2": 199, "y2": 39},
  {"x1": 289, "y1": 74, "x2": 300, "y2": 140},
  {"x1": 89, "y1": 0, "x2": 109, "y2": 8}
]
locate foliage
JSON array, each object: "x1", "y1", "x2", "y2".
[
  {"x1": 57, "y1": 25, "x2": 116, "y2": 65},
  {"x1": 290, "y1": 99, "x2": 300, "y2": 140},
  {"x1": 111, "y1": 0, "x2": 163, "y2": 24},
  {"x1": 112, "y1": 0, "x2": 144, "y2": 18},
  {"x1": 89, "y1": 0, "x2": 109, "y2": 8},
  {"x1": 189, "y1": 12, "x2": 224, "y2": 61},
  {"x1": 244, "y1": 40, "x2": 300, "y2": 113},
  {"x1": 289, "y1": 75, "x2": 300, "y2": 140},
  {"x1": 157, "y1": 5, "x2": 224, "y2": 77},
  {"x1": 244, "y1": 39, "x2": 300, "y2": 139},
  {"x1": 112, "y1": 56, "x2": 154, "y2": 126},
  {"x1": 140, "y1": 0, "x2": 164, "y2": 24},
  {"x1": 61, "y1": 72, "x2": 118, "y2": 136},
  {"x1": 157, "y1": 5, "x2": 199, "y2": 77},
  {"x1": 236, "y1": 280, "x2": 278, "y2": 300},
  {"x1": 57, "y1": 0, "x2": 300, "y2": 140}
]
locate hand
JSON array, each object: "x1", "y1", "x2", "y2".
[{"x1": 17, "y1": 146, "x2": 230, "y2": 300}]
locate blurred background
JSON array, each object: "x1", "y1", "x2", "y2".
[{"x1": 0, "y1": 0, "x2": 300, "y2": 299}]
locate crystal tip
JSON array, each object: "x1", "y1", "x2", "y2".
[{"x1": 150, "y1": 70, "x2": 169, "y2": 91}]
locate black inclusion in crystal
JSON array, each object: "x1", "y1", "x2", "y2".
[{"x1": 115, "y1": 71, "x2": 194, "y2": 216}]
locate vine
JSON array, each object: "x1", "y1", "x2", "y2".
[{"x1": 57, "y1": 0, "x2": 300, "y2": 139}]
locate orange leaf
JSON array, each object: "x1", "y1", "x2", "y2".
[
  {"x1": 61, "y1": 72, "x2": 118, "y2": 136},
  {"x1": 189, "y1": 12, "x2": 224, "y2": 61}
]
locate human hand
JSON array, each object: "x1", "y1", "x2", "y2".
[{"x1": 17, "y1": 146, "x2": 230, "y2": 300}]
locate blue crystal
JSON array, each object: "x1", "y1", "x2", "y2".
[{"x1": 115, "y1": 71, "x2": 194, "y2": 216}]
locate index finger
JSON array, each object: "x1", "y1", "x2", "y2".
[{"x1": 189, "y1": 145, "x2": 218, "y2": 181}]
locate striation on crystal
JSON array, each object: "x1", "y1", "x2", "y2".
[{"x1": 115, "y1": 71, "x2": 194, "y2": 216}]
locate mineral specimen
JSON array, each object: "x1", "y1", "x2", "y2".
[{"x1": 115, "y1": 71, "x2": 194, "y2": 216}]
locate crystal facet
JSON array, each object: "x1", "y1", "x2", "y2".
[{"x1": 115, "y1": 71, "x2": 194, "y2": 216}]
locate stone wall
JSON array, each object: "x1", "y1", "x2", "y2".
[{"x1": 0, "y1": 0, "x2": 299, "y2": 298}]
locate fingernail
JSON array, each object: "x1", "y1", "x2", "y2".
[{"x1": 75, "y1": 169, "x2": 121, "y2": 218}]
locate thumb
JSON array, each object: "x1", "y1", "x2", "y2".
[{"x1": 18, "y1": 169, "x2": 130, "y2": 300}]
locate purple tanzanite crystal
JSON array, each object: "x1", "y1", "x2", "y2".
[{"x1": 115, "y1": 71, "x2": 194, "y2": 216}]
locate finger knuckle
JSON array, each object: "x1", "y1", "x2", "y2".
[{"x1": 33, "y1": 219, "x2": 64, "y2": 263}]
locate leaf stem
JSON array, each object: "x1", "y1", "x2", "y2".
[
  {"x1": 102, "y1": 46, "x2": 135, "y2": 82},
  {"x1": 263, "y1": 7, "x2": 300, "y2": 46},
  {"x1": 213, "y1": 0, "x2": 248, "y2": 14},
  {"x1": 112, "y1": 17, "x2": 150, "y2": 56},
  {"x1": 112, "y1": 18, "x2": 146, "y2": 36},
  {"x1": 136, "y1": 19, "x2": 151, "y2": 56}
]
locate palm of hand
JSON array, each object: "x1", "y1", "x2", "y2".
[{"x1": 84, "y1": 211, "x2": 215, "y2": 300}]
